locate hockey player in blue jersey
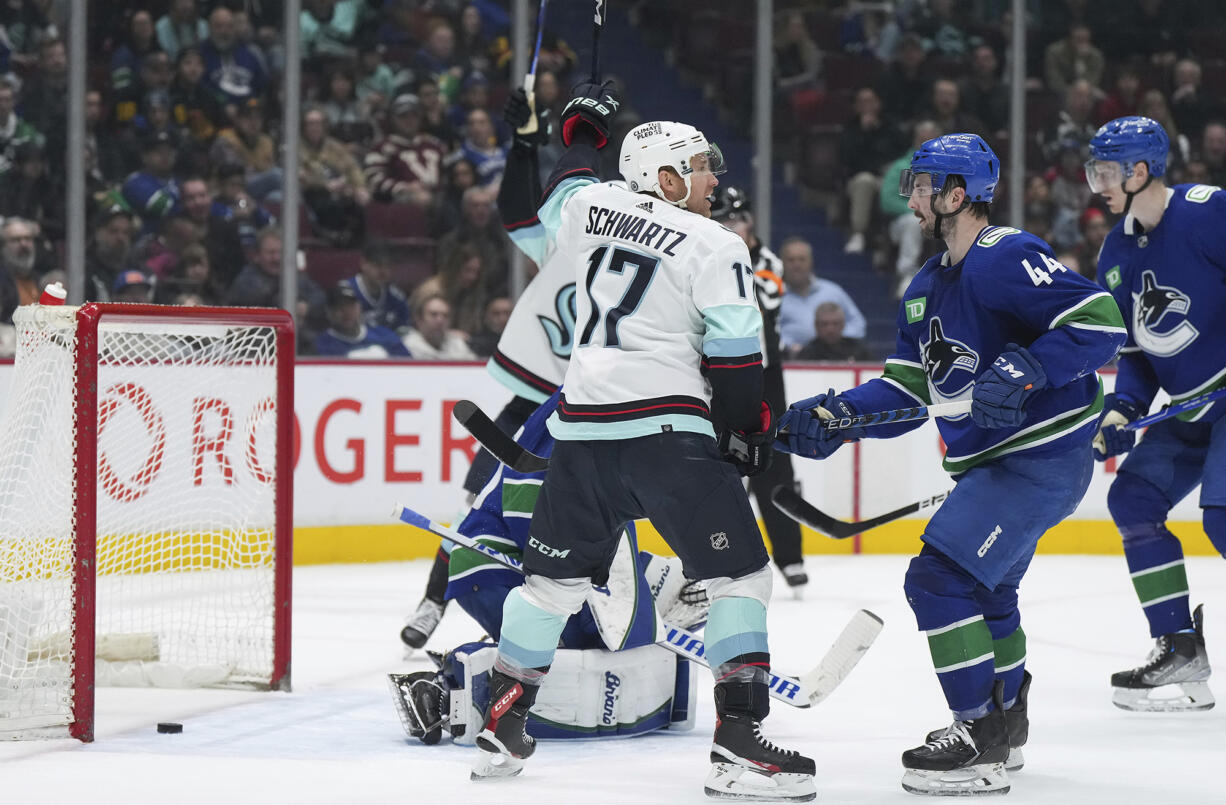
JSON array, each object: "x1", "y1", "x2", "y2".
[
  {"x1": 389, "y1": 390, "x2": 708, "y2": 746},
  {"x1": 777, "y1": 133, "x2": 1126, "y2": 796},
  {"x1": 1085, "y1": 115, "x2": 1226, "y2": 713}
]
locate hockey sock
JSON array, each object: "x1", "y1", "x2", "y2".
[
  {"x1": 1121, "y1": 525, "x2": 1192, "y2": 637},
  {"x1": 494, "y1": 587, "x2": 568, "y2": 684},
  {"x1": 992, "y1": 626, "x2": 1027, "y2": 707},
  {"x1": 704, "y1": 597, "x2": 769, "y2": 671},
  {"x1": 424, "y1": 547, "x2": 450, "y2": 605}
]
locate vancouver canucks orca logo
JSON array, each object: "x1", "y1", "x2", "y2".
[
  {"x1": 538, "y1": 283, "x2": 577, "y2": 358},
  {"x1": 1131, "y1": 270, "x2": 1198, "y2": 357},
  {"x1": 921, "y1": 318, "x2": 979, "y2": 388}
]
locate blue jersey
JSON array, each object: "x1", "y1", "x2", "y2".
[
  {"x1": 840, "y1": 225, "x2": 1126, "y2": 474},
  {"x1": 314, "y1": 325, "x2": 410, "y2": 358},
  {"x1": 1096, "y1": 184, "x2": 1226, "y2": 422}
]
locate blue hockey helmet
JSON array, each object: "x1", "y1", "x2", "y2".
[
  {"x1": 1085, "y1": 116, "x2": 1168, "y2": 191},
  {"x1": 900, "y1": 133, "x2": 999, "y2": 203}
]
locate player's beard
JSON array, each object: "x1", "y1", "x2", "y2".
[{"x1": 917, "y1": 211, "x2": 936, "y2": 240}]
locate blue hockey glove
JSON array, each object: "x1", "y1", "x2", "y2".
[
  {"x1": 560, "y1": 80, "x2": 619, "y2": 149},
  {"x1": 719, "y1": 401, "x2": 776, "y2": 477},
  {"x1": 775, "y1": 389, "x2": 864, "y2": 459},
  {"x1": 1092, "y1": 394, "x2": 1142, "y2": 461},
  {"x1": 971, "y1": 344, "x2": 1048, "y2": 429}
]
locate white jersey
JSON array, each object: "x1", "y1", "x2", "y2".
[{"x1": 532, "y1": 178, "x2": 762, "y2": 440}]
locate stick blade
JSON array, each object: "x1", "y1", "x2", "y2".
[
  {"x1": 801, "y1": 610, "x2": 883, "y2": 706},
  {"x1": 770, "y1": 485, "x2": 859, "y2": 539}
]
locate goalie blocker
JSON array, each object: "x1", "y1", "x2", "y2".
[{"x1": 390, "y1": 640, "x2": 696, "y2": 745}]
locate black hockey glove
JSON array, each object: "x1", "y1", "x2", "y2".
[
  {"x1": 560, "y1": 79, "x2": 619, "y2": 149},
  {"x1": 504, "y1": 87, "x2": 552, "y2": 150},
  {"x1": 719, "y1": 401, "x2": 776, "y2": 477}
]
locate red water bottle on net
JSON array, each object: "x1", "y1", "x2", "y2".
[{"x1": 39, "y1": 282, "x2": 67, "y2": 306}]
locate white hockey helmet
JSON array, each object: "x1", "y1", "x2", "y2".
[{"x1": 619, "y1": 121, "x2": 726, "y2": 208}]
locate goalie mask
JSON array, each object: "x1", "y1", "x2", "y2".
[{"x1": 619, "y1": 121, "x2": 726, "y2": 209}]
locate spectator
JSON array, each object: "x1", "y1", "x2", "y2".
[
  {"x1": 355, "y1": 36, "x2": 409, "y2": 114},
  {"x1": 156, "y1": 243, "x2": 223, "y2": 305},
  {"x1": 200, "y1": 5, "x2": 268, "y2": 108},
  {"x1": 227, "y1": 227, "x2": 326, "y2": 345},
  {"x1": 1110, "y1": 0, "x2": 1187, "y2": 71},
  {"x1": 796, "y1": 302, "x2": 876, "y2": 362},
  {"x1": 17, "y1": 37, "x2": 66, "y2": 154},
  {"x1": 467, "y1": 296, "x2": 512, "y2": 358},
  {"x1": 1043, "y1": 23, "x2": 1104, "y2": 95},
  {"x1": 1071, "y1": 208, "x2": 1109, "y2": 279},
  {"x1": 876, "y1": 33, "x2": 930, "y2": 128},
  {"x1": 880, "y1": 119, "x2": 941, "y2": 298},
  {"x1": 1039, "y1": 79, "x2": 1098, "y2": 164},
  {"x1": 342, "y1": 241, "x2": 412, "y2": 332},
  {"x1": 171, "y1": 46, "x2": 225, "y2": 144},
  {"x1": 85, "y1": 204, "x2": 137, "y2": 302},
  {"x1": 1046, "y1": 141, "x2": 1093, "y2": 250},
  {"x1": 1095, "y1": 65, "x2": 1141, "y2": 126},
  {"x1": 434, "y1": 186, "x2": 509, "y2": 292},
  {"x1": 364, "y1": 93, "x2": 447, "y2": 206},
  {"x1": 431, "y1": 156, "x2": 479, "y2": 235},
  {"x1": 777, "y1": 236, "x2": 867, "y2": 352},
  {"x1": 110, "y1": 10, "x2": 158, "y2": 99},
  {"x1": 122, "y1": 130, "x2": 180, "y2": 227},
  {"x1": 86, "y1": 88, "x2": 129, "y2": 184},
  {"x1": 416, "y1": 76, "x2": 460, "y2": 149},
  {"x1": 456, "y1": 3, "x2": 493, "y2": 76},
  {"x1": 1199, "y1": 121, "x2": 1226, "y2": 187},
  {"x1": 320, "y1": 62, "x2": 375, "y2": 151},
  {"x1": 1170, "y1": 59, "x2": 1221, "y2": 143},
  {"x1": 460, "y1": 107, "x2": 506, "y2": 187},
  {"x1": 4, "y1": 0, "x2": 57, "y2": 68},
  {"x1": 1055, "y1": 250, "x2": 1083, "y2": 278},
  {"x1": 0, "y1": 80, "x2": 44, "y2": 177},
  {"x1": 301, "y1": 105, "x2": 368, "y2": 247},
  {"x1": 0, "y1": 217, "x2": 41, "y2": 311},
  {"x1": 402, "y1": 294, "x2": 476, "y2": 360},
  {"x1": 210, "y1": 97, "x2": 282, "y2": 201},
  {"x1": 414, "y1": 19, "x2": 464, "y2": 103},
  {"x1": 913, "y1": 0, "x2": 972, "y2": 59},
  {"x1": 775, "y1": 10, "x2": 822, "y2": 101},
  {"x1": 839, "y1": 87, "x2": 901, "y2": 255},
  {"x1": 179, "y1": 175, "x2": 246, "y2": 285},
  {"x1": 315, "y1": 282, "x2": 410, "y2": 358},
  {"x1": 447, "y1": 71, "x2": 493, "y2": 136},
  {"x1": 138, "y1": 211, "x2": 201, "y2": 280},
  {"x1": 156, "y1": 0, "x2": 208, "y2": 60},
  {"x1": 960, "y1": 44, "x2": 1009, "y2": 140},
  {"x1": 111, "y1": 269, "x2": 155, "y2": 304},
  {"x1": 1139, "y1": 89, "x2": 1190, "y2": 173},
  {"x1": 926, "y1": 79, "x2": 984, "y2": 141},
  {"x1": 300, "y1": 0, "x2": 367, "y2": 62},
  {"x1": 416, "y1": 242, "x2": 488, "y2": 335},
  {"x1": 0, "y1": 143, "x2": 63, "y2": 240}
]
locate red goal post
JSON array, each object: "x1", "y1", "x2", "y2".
[{"x1": 0, "y1": 303, "x2": 294, "y2": 742}]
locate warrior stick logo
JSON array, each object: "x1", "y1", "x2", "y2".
[
  {"x1": 1132, "y1": 270, "x2": 1198, "y2": 357},
  {"x1": 921, "y1": 318, "x2": 979, "y2": 388}
]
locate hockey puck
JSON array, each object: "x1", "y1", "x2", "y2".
[{"x1": 156, "y1": 722, "x2": 183, "y2": 734}]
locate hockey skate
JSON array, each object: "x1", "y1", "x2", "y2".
[
  {"x1": 705, "y1": 712, "x2": 817, "y2": 802},
  {"x1": 1111, "y1": 604, "x2": 1214, "y2": 713},
  {"x1": 400, "y1": 597, "x2": 446, "y2": 654},
  {"x1": 780, "y1": 563, "x2": 808, "y2": 600},
  {"x1": 388, "y1": 671, "x2": 447, "y2": 745},
  {"x1": 902, "y1": 681, "x2": 1010, "y2": 796},
  {"x1": 471, "y1": 672, "x2": 538, "y2": 781},
  {"x1": 926, "y1": 671, "x2": 1030, "y2": 772}
]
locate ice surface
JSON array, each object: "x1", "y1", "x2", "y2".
[{"x1": 4, "y1": 554, "x2": 1223, "y2": 804}]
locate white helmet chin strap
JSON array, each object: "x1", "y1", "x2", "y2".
[{"x1": 653, "y1": 173, "x2": 694, "y2": 209}]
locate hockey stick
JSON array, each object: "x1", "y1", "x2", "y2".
[
  {"x1": 771, "y1": 484, "x2": 950, "y2": 540},
  {"x1": 591, "y1": 0, "x2": 607, "y2": 82},
  {"x1": 453, "y1": 399, "x2": 550, "y2": 472},
  {"x1": 394, "y1": 503, "x2": 881, "y2": 708},
  {"x1": 1122, "y1": 387, "x2": 1226, "y2": 431},
  {"x1": 777, "y1": 399, "x2": 971, "y2": 436},
  {"x1": 518, "y1": 0, "x2": 549, "y2": 136}
]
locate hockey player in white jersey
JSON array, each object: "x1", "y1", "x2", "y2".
[{"x1": 470, "y1": 82, "x2": 816, "y2": 802}]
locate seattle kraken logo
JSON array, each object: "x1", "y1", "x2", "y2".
[
  {"x1": 1132, "y1": 270, "x2": 1198, "y2": 357},
  {"x1": 921, "y1": 318, "x2": 979, "y2": 388},
  {"x1": 538, "y1": 283, "x2": 577, "y2": 358}
]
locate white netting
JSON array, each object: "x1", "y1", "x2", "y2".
[{"x1": 0, "y1": 305, "x2": 285, "y2": 739}]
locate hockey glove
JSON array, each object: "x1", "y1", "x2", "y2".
[
  {"x1": 504, "y1": 87, "x2": 551, "y2": 150},
  {"x1": 1092, "y1": 394, "x2": 1141, "y2": 460},
  {"x1": 560, "y1": 80, "x2": 619, "y2": 149},
  {"x1": 971, "y1": 344, "x2": 1048, "y2": 429},
  {"x1": 718, "y1": 400, "x2": 776, "y2": 477},
  {"x1": 775, "y1": 389, "x2": 864, "y2": 460}
]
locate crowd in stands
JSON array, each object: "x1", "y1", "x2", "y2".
[{"x1": 1, "y1": 1, "x2": 1224, "y2": 364}]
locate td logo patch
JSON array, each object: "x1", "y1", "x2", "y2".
[
  {"x1": 905, "y1": 297, "x2": 926, "y2": 324},
  {"x1": 1105, "y1": 266, "x2": 1121, "y2": 289}
]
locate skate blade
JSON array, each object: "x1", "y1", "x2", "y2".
[
  {"x1": 470, "y1": 748, "x2": 524, "y2": 781},
  {"x1": 1004, "y1": 747, "x2": 1023, "y2": 773},
  {"x1": 901, "y1": 762, "x2": 1009, "y2": 796},
  {"x1": 1112, "y1": 681, "x2": 1216, "y2": 712},
  {"x1": 704, "y1": 763, "x2": 816, "y2": 802}
]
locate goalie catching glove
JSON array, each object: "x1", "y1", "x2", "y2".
[
  {"x1": 718, "y1": 400, "x2": 776, "y2": 477},
  {"x1": 1093, "y1": 393, "x2": 1141, "y2": 460},
  {"x1": 560, "y1": 80, "x2": 619, "y2": 149}
]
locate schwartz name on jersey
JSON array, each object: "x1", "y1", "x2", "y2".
[
  {"x1": 530, "y1": 176, "x2": 762, "y2": 441},
  {"x1": 841, "y1": 225, "x2": 1126, "y2": 474},
  {"x1": 1097, "y1": 184, "x2": 1226, "y2": 422}
]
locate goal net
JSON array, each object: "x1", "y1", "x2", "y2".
[{"x1": 0, "y1": 303, "x2": 294, "y2": 741}]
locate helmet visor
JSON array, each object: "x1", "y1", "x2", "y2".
[
  {"x1": 1084, "y1": 159, "x2": 1124, "y2": 193},
  {"x1": 695, "y1": 142, "x2": 727, "y2": 177},
  {"x1": 899, "y1": 169, "x2": 938, "y2": 198}
]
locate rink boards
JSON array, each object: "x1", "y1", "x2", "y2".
[{"x1": 0, "y1": 360, "x2": 1211, "y2": 562}]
